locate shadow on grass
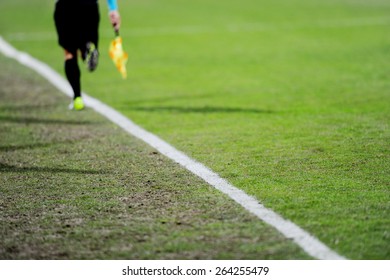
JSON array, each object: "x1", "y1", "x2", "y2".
[
  {"x1": 0, "y1": 115, "x2": 97, "y2": 125},
  {"x1": 0, "y1": 139, "x2": 85, "y2": 152},
  {"x1": 0, "y1": 143, "x2": 57, "y2": 152},
  {"x1": 0, "y1": 103, "x2": 58, "y2": 111},
  {"x1": 123, "y1": 92, "x2": 219, "y2": 106},
  {"x1": 125, "y1": 106, "x2": 273, "y2": 114},
  {"x1": 0, "y1": 162, "x2": 107, "y2": 175}
]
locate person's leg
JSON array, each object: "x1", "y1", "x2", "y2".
[
  {"x1": 64, "y1": 49, "x2": 84, "y2": 110},
  {"x1": 64, "y1": 50, "x2": 81, "y2": 99},
  {"x1": 54, "y1": 1, "x2": 84, "y2": 110},
  {"x1": 80, "y1": 2, "x2": 100, "y2": 71}
]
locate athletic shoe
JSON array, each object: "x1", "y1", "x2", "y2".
[
  {"x1": 85, "y1": 42, "x2": 99, "y2": 72},
  {"x1": 69, "y1": 97, "x2": 85, "y2": 111}
]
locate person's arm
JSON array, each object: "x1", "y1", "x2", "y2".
[{"x1": 107, "y1": 0, "x2": 121, "y2": 31}]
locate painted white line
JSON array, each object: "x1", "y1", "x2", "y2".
[{"x1": 0, "y1": 36, "x2": 346, "y2": 260}]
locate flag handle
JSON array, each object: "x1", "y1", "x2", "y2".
[{"x1": 113, "y1": 22, "x2": 120, "y2": 37}]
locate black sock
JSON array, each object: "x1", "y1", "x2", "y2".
[{"x1": 65, "y1": 57, "x2": 81, "y2": 99}]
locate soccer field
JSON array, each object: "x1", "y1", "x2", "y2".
[{"x1": 0, "y1": 0, "x2": 389, "y2": 259}]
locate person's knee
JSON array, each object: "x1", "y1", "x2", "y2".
[{"x1": 64, "y1": 50, "x2": 75, "y2": 60}]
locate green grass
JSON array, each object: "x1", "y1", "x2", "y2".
[
  {"x1": 1, "y1": 0, "x2": 390, "y2": 259},
  {"x1": 0, "y1": 55, "x2": 309, "y2": 259}
]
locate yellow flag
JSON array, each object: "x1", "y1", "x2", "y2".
[{"x1": 109, "y1": 36, "x2": 128, "y2": 79}]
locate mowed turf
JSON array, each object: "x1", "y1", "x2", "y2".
[
  {"x1": 0, "y1": 55, "x2": 311, "y2": 259},
  {"x1": 1, "y1": 0, "x2": 389, "y2": 259}
]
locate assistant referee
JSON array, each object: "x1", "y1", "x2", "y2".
[{"x1": 54, "y1": 0, "x2": 121, "y2": 110}]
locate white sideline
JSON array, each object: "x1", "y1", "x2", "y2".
[{"x1": 0, "y1": 36, "x2": 346, "y2": 260}]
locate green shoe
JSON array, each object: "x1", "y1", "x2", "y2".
[
  {"x1": 85, "y1": 42, "x2": 99, "y2": 72},
  {"x1": 69, "y1": 97, "x2": 85, "y2": 111}
]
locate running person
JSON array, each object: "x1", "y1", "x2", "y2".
[{"x1": 54, "y1": 0, "x2": 121, "y2": 110}]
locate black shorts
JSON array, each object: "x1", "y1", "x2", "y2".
[{"x1": 54, "y1": 1, "x2": 100, "y2": 54}]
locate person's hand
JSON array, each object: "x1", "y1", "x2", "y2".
[{"x1": 109, "y1": 10, "x2": 121, "y2": 31}]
